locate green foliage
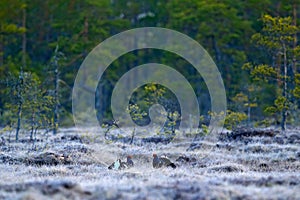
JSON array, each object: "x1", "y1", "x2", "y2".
[
  {"x1": 232, "y1": 92, "x2": 248, "y2": 104},
  {"x1": 264, "y1": 106, "x2": 278, "y2": 115},
  {"x1": 0, "y1": 109, "x2": 15, "y2": 128},
  {"x1": 167, "y1": 0, "x2": 252, "y2": 98},
  {"x1": 0, "y1": 0, "x2": 26, "y2": 35},
  {"x1": 201, "y1": 124, "x2": 209, "y2": 135},
  {"x1": 243, "y1": 62, "x2": 278, "y2": 82},
  {"x1": 251, "y1": 65, "x2": 278, "y2": 82},
  {"x1": 3, "y1": 71, "x2": 54, "y2": 139},
  {"x1": 165, "y1": 111, "x2": 180, "y2": 134},
  {"x1": 0, "y1": 0, "x2": 300, "y2": 132},
  {"x1": 208, "y1": 111, "x2": 226, "y2": 125},
  {"x1": 1, "y1": 24, "x2": 25, "y2": 34},
  {"x1": 264, "y1": 96, "x2": 288, "y2": 115},
  {"x1": 224, "y1": 110, "x2": 247, "y2": 130},
  {"x1": 126, "y1": 103, "x2": 147, "y2": 144},
  {"x1": 130, "y1": 83, "x2": 167, "y2": 117},
  {"x1": 252, "y1": 15, "x2": 298, "y2": 51},
  {"x1": 294, "y1": 74, "x2": 300, "y2": 98},
  {"x1": 126, "y1": 104, "x2": 147, "y2": 123},
  {"x1": 243, "y1": 14, "x2": 299, "y2": 129},
  {"x1": 254, "y1": 119, "x2": 273, "y2": 128},
  {"x1": 144, "y1": 83, "x2": 166, "y2": 106},
  {"x1": 130, "y1": 83, "x2": 181, "y2": 132}
]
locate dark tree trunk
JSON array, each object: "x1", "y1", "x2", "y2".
[
  {"x1": 53, "y1": 45, "x2": 60, "y2": 135},
  {"x1": 30, "y1": 112, "x2": 35, "y2": 140},
  {"x1": 130, "y1": 126, "x2": 135, "y2": 145},
  {"x1": 281, "y1": 42, "x2": 287, "y2": 131},
  {"x1": 0, "y1": 35, "x2": 3, "y2": 66},
  {"x1": 16, "y1": 100, "x2": 22, "y2": 141},
  {"x1": 16, "y1": 68, "x2": 24, "y2": 141},
  {"x1": 53, "y1": 66, "x2": 59, "y2": 135},
  {"x1": 22, "y1": 6, "x2": 27, "y2": 68},
  {"x1": 16, "y1": 6, "x2": 27, "y2": 141},
  {"x1": 292, "y1": 3, "x2": 297, "y2": 74}
]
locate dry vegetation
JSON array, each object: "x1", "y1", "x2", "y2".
[{"x1": 0, "y1": 127, "x2": 299, "y2": 199}]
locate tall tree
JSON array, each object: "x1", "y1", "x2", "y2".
[{"x1": 246, "y1": 15, "x2": 299, "y2": 130}]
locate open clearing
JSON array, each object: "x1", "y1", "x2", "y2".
[{"x1": 0, "y1": 127, "x2": 299, "y2": 200}]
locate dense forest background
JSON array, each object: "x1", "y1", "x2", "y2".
[{"x1": 0, "y1": 0, "x2": 299, "y2": 138}]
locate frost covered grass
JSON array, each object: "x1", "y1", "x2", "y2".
[{"x1": 0, "y1": 127, "x2": 299, "y2": 199}]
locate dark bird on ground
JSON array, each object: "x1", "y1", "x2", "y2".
[
  {"x1": 108, "y1": 159, "x2": 121, "y2": 170},
  {"x1": 120, "y1": 155, "x2": 134, "y2": 169},
  {"x1": 153, "y1": 153, "x2": 176, "y2": 169},
  {"x1": 108, "y1": 156, "x2": 134, "y2": 170},
  {"x1": 126, "y1": 155, "x2": 134, "y2": 167}
]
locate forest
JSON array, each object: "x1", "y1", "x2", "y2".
[
  {"x1": 0, "y1": 1, "x2": 300, "y2": 199},
  {"x1": 0, "y1": 0, "x2": 300, "y2": 138}
]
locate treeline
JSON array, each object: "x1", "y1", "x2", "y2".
[{"x1": 0, "y1": 0, "x2": 299, "y2": 138}]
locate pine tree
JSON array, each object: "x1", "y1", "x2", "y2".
[{"x1": 245, "y1": 15, "x2": 299, "y2": 130}]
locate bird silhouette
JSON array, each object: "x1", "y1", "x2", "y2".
[
  {"x1": 126, "y1": 155, "x2": 134, "y2": 167},
  {"x1": 108, "y1": 156, "x2": 134, "y2": 170},
  {"x1": 120, "y1": 155, "x2": 134, "y2": 169},
  {"x1": 108, "y1": 159, "x2": 121, "y2": 170},
  {"x1": 153, "y1": 153, "x2": 176, "y2": 169}
]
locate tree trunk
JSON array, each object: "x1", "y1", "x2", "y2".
[
  {"x1": 212, "y1": 35, "x2": 221, "y2": 64},
  {"x1": 16, "y1": 68, "x2": 24, "y2": 141},
  {"x1": 22, "y1": 6, "x2": 27, "y2": 68},
  {"x1": 130, "y1": 126, "x2": 135, "y2": 145},
  {"x1": 292, "y1": 3, "x2": 297, "y2": 74},
  {"x1": 30, "y1": 111, "x2": 35, "y2": 140},
  {"x1": 0, "y1": 35, "x2": 3, "y2": 66},
  {"x1": 281, "y1": 42, "x2": 287, "y2": 131},
  {"x1": 247, "y1": 106, "x2": 251, "y2": 127},
  {"x1": 289, "y1": 2, "x2": 297, "y2": 99},
  {"x1": 53, "y1": 46, "x2": 59, "y2": 135},
  {"x1": 83, "y1": 16, "x2": 89, "y2": 42},
  {"x1": 30, "y1": 126, "x2": 34, "y2": 141},
  {"x1": 53, "y1": 66, "x2": 59, "y2": 135},
  {"x1": 16, "y1": 5, "x2": 27, "y2": 141},
  {"x1": 16, "y1": 100, "x2": 22, "y2": 141}
]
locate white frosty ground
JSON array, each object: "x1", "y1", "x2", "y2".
[{"x1": 0, "y1": 127, "x2": 299, "y2": 199}]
